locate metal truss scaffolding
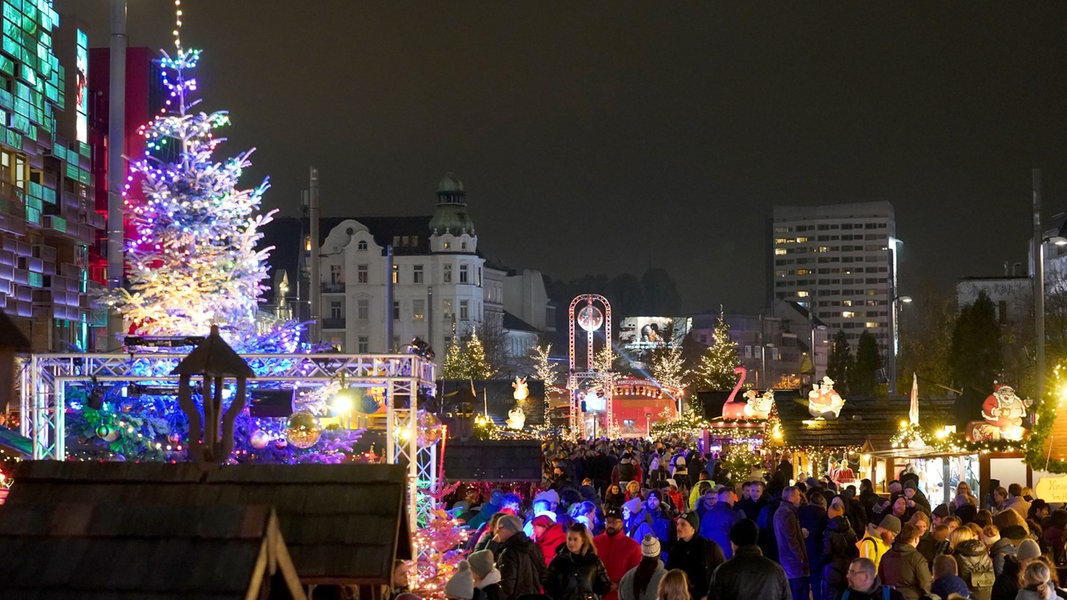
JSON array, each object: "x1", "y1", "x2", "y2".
[{"x1": 20, "y1": 352, "x2": 437, "y2": 535}]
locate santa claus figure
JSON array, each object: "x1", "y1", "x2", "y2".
[{"x1": 980, "y1": 383, "x2": 1031, "y2": 441}]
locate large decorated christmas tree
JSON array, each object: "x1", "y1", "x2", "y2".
[
  {"x1": 101, "y1": 42, "x2": 298, "y2": 352},
  {"x1": 66, "y1": 28, "x2": 361, "y2": 463}
]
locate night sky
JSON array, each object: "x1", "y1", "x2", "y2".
[{"x1": 56, "y1": 1, "x2": 1067, "y2": 315}]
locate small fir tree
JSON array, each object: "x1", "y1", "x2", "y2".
[
  {"x1": 442, "y1": 329, "x2": 496, "y2": 380},
  {"x1": 690, "y1": 309, "x2": 742, "y2": 391},
  {"x1": 826, "y1": 330, "x2": 854, "y2": 396},
  {"x1": 851, "y1": 330, "x2": 883, "y2": 397}
]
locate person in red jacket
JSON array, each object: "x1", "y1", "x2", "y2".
[
  {"x1": 594, "y1": 508, "x2": 643, "y2": 600},
  {"x1": 531, "y1": 515, "x2": 567, "y2": 566}
]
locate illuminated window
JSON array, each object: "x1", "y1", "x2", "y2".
[
  {"x1": 413, "y1": 299, "x2": 425, "y2": 320},
  {"x1": 391, "y1": 265, "x2": 399, "y2": 284},
  {"x1": 796, "y1": 290, "x2": 809, "y2": 298},
  {"x1": 796, "y1": 236, "x2": 809, "y2": 243},
  {"x1": 305, "y1": 236, "x2": 311, "y2": 252},
  {"x1": 842, "y1": 300, "x2": 852, "y2": 306},
  {"x1": 796, "y1": 269, "x2": 811, "y2": 276},
  {"x1": 842, "y1": 311, "x2": 855, "y2": 318},
  {"x1": 775, "y1": 248, "x2": 787, "y2": 256},
  {"x1": 443, "y1": 242, "x2": 451, "y2": 250},
  {"x1": 865, "y1": 322, "x2": 878, "y2": 328}
]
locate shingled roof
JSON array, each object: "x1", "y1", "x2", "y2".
[
  {"x1": 0, "y1": 502, "x2": 305, "y2": 599},
  {"x1": 6, "y1": 462, "x2": 411, "y2": 586},
  {"x1": 774, "y1": 391, "x2": 959, "y2": 450}
]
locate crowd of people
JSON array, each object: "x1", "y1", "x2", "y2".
[{"x1": 425, "y1": 437, "x2": 1067, "y2": 600}]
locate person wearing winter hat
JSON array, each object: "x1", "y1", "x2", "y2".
[
  {"x1": 618, "y1": 535, "x2": 667, "y2": 600},
  {"x1": 493, "y1": 513, "x2": 546, "y2": 600},
  {"x1": 667, "y1": 511, "x2": 724, "y2": 600},
  {"x1": 708, "y1": 519, "x2": 790, "y2": 600},
  {"x1": 623, "y1": 497, "x2": 655, "y2": 542},
  {"x1": 468, "y1": 550, "x2": 503, "y2": 600},
  {"x1": 857, "y1": 514, "x2": 896, "y2": 571},
  {"x1": 531, "y1": 514, "x2": 567, "y2": 566},
  {"x1": 992, "y1": 538, "x2": 1042, "y2": 600},
  {"x1": 446, "y1": 561, "x2": 475, "y2": 600},
  {"x1": 594, "y1": 507, "x2": 642, "y2": 600}
]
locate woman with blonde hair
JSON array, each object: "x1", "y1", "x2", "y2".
[
  {"x1": 951, "y1": 524, "x2": 994, "y2": 600},
  {"x1": 656, "y1": 569, "x2": 691, "y2": 600},
  {"x1": 1017, "y1": 559, "x2": 1056, "y2": 600}
]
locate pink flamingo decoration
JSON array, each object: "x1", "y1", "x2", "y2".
[{"x1": 721, "y1": 366, "x2": 748, "y2": 419}]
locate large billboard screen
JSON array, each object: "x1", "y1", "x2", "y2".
[{"x1": 618, "y1": 316, "x2": 691, "y2": 350}]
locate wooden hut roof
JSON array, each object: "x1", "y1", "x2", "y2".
[
  {"x1": 775, "y1": 392, "x2": 958, "y2": 450},
  {"x1": 0, "y1": 502, "x2": 305, "y2": 599},
  {"x1": 6, "y1": 461, "x2": 411, "y2": 586}
]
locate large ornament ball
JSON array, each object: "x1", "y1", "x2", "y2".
[
  {"x1": 250, "y1": 430, "x2": 271, "y2": 449},
  {"x1": 286, "y1": 410, "x2": 322, "y2": 449},
  {"x1": 417, "y1": 411, "x2": 442, "y2": 446},
  {"x1": 96, "y1": 424, "x2": 119, "y2": 443}
]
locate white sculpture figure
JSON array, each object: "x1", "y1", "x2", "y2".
[
  {"x1": 507, "y1": 406, "x2": 526, "y2": 430},
  {"x1": 808, "y1": 376, "x2": 845, "y2": 419},
  {"x1": 512, "y1": 376, "x2": 529, "y2": 401},
  {"x1": 744, "y1": 388, "x2": 774, "y2": 419}
]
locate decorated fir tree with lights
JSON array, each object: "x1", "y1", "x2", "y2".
[
  {"x1": 442, "y1": 329, "x2": 496, "y2": 380},
  {"x1": 101, "y1": 38, "x2": 296, "y2": 352},
  {"x1": 689, "y1": 309, "x2": 742, "y2": 391}
]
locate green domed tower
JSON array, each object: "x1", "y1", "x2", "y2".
[{"x1": 429, "y1": 173, "x2": 478, "y2": 253}]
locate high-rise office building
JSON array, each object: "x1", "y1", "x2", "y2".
[{"x1": 771, "y1": 202, "x2": 900, "y2": 385}]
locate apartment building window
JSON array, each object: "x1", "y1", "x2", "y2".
[
  {"x1": 413, "y1": 299, "x2": 425, "y2": 320},
  {"x1": 358, "y1": 299, "x2": 369, "y2": 320},
  {"x1": 330, "y1": 265, "x2": 343, "y2": 284},
  {"x1": 330, "y1": 301, "x2": 343, "y2": 319},
  {"x1": 358, "y1": 336, "x2": 369, "y2": 353},
  {"x1": 358, "y1": 265, "x2": 368, "y2": 283},
  {"x1": 392, "y1": 265, "x2": 399, "y2": 284},
  {"x1": 393, "y1": 301, "x2": 400, "y2": 320},
  {"x1": 443, "y1": 265, "x2": 452, "y2": 283},
  {"x1": 413, "y1": 264, "x2": 424, "y2": 283},
  {"x1": 443, "y1": 299, "x2": 453, "y2": 320},
  {"x1": 477, "y1": 267, "x2": 482, "y2": 286},
  {"x1": 357, "y1": 240, "x2": 368, "y2": 251},
  {"x1": 460, "y1": 264, "x2": 469, "y2": 283},
  {"x1": 459, "y1": 300, "x2": 469, "y2": 320}
]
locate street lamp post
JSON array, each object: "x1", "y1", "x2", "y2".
[{"x1": 888, "y1": 295, "x2": 912, "y2": 396}]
